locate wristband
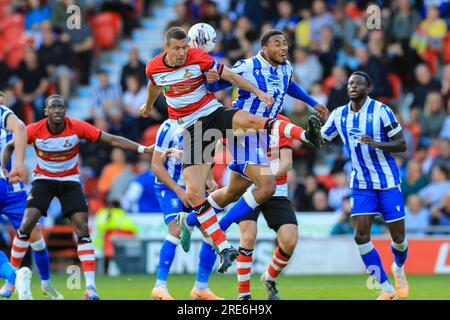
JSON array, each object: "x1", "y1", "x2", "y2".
[{"x1": 137, "y1": 145, "x2": 146, "y2": 153}]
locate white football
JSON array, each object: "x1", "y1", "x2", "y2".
[{"x1": 188, "y1": 23, "x2": 217, "y2": 52}]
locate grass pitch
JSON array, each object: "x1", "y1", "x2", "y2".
[{"x1": 12, "y1": 273, "x2": 450, "y2": 300}]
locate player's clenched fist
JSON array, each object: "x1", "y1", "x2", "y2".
[
  {"x1": 140, "y1": 103, "x2": 152, "y2": 118},
  {"x1": 8, "y1": 165, "x2": 26, "y2": 184},
  {"x1": 206, "y1": 69, "x2": 220, "y2": 83},
  {"x1": 258, "y1": 92, "x2": 275, "y2": 109}
]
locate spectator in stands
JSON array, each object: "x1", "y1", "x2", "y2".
[
  {"x1": 294, "y1": 8, "x2": 312, "y2": 48},
  {"x1": 310, "y1": 82, "x2": 327, "y2": 106},
  {"x1": 310, "y1": 0, "x2": 335, "y2": 44},
  {"x1": 331, "y1": 6, "x2": 357, "y2": 46},
  {"x1": 389, "y1": 0, "x2": 421, "y2": 44},
  {"x1": 440, "y1": 100, "x2": 450, "y2": 139},
  {"x1": 313, "y1": 26, "x2": 340, "y2": 78},
  {"x1": 25, "y1": 0, "x2": 51, "y2": 31},
  {"x1": 419, "y1": 165, "x2": 450, "y2": 208},
  {"x1": 38, "y1": 26, "x2": 75, "y2": 99},
  {"x1": 327, "y1": 66, "x2": 348, "y2": 110},
  {"x1": 432, "y1": 138, "x2": 450, "y2": 171},
  {"x1": 292, "y1": 47, "x2": 322, "y2": 92},
  {"x1": 236, "y1": 16, "x2": 258, "y2": 53},
  {"x1": 51, "y1": 0, "x2": 86, "y2": 32},
  {"x1": 272, "y1": 0, "x2": 298, "y2": 33},
  {"x1": 404, "y1": 195, "x2": 431, "y2": 236},
  {"x1": 123, "y1": 74, "x2": 146, "y2": 118},
  {"x1": 330, "y1": 196, "x2": 353, "y2": 235},
  {"x1": 328, "y1": 171, "x2": 349, "y2": 210},
  {"x1": 166, "y1": 2, "x2": 193, "y2": 31},
  {"x1": 98, "y1": 148, "x2": 128, "y2": 199},
  {"x1": 90, "y1": 69, "x2": 123, "y2": 119},
  {"x1": 412, "y1": 5, "x2": 447, "y2": 53},
  {"x1": 430, "y1": 192, "x2": 450, "y2": 233},
  {"x1": 121, "y1": 158, "x2": 161, "y2": 213},
  {"x1": 62, "y1": 14, "x2": 94, "y2": 85},
  {"x1": 441, "y1": 64, "x2": 450, "y2": 106},
  {"x1": 0, "y1": 61, "x2": 12, "y2": 92},
  {"x1": 15, "y1": 45, "x2": 49, "y2": 121},
  {"x1": 293, "y1": 175, "x2": 324, "y2": 211},
  {"x1": 94, "y1": 200, "x2": 138, "y2": 273},
  {"x1": 120, "y1": 46, "x2": 147, "y2": 93},
  {"x1": 405, "y1": 107, "x2": 422, "y2": 151},
  {"x1": 401, "y1": 160, "x2": 430, "y2": 200},
  {"x1": 420, "y1": 91, "x2": 446, "y2": 141},
  {"x1": 219, "y1": 17, "x2": 246, "y2": 64},
  {"x1": 411, "y1": 64, "x2": 441, "y2": 110},
  {"x1": 311, "y1": 190, "x2": 334, "y2": 212},
  {"x1": 354, "y1": 45, "x2": 392, "y2": 99},
  {"x1": 202, "y1": 0, "x2": 221, "y2": 29},
  {"x1": 106, "y1": 157, "x2": 136, "y2": 204}
]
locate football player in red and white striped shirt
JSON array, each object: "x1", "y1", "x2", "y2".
[
  {"x1": 3, "y1": 95, "x2": 153, "y2": 300},
  {"x1": 141, "y1": 27, "x2": 322, "y2": 273}
]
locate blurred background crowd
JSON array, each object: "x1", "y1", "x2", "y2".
[{"x1": 0, "y1": 0, "x2": 449, "y2": 240}]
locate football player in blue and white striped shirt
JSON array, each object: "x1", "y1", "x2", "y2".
[
  {"x1": 151, "y1": 119, "x2": 222, "y2": 300},
  {"x1": 0, "y1": 92, "x2": 33, "y2": 299},
  {"x1": 0, "y1": 93, "x2": 63, "y2": 299},
  {"x1": 321, "y1": 71, "x2": 409, "y2": 300}
]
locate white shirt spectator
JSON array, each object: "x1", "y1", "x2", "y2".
[{"x1": 123, "y1": 86, "x2": 147, "y2": 118}]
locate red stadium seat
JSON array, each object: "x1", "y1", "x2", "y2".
[
  {"x1": 0, "y1": 13, "x2": 24, "y2": 33},
  {"x1": 4, "y1": 43, "x2": 24, "y2": 68},
  {"x1": 387, "y1": 73, "x2": 402, "y2": 100},
  {"x1": 92, "y1": 12, "x2": 122, "y2": 49},
  {"x1": 443, "y1": 31, "x2": 450, "y2": 63}
]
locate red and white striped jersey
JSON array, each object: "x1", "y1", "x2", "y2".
[
  {"x1": 27, "y1": 117, "x2": 101, "y2": 182},
  {"x1": 146, "y1": 48, "x2": 224, "y2": 126}
]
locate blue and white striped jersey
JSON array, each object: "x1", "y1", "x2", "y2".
[
  {"x1": 231, "y1": 51, "x2": 294, "y2": 118},
  {"x1": 321, "y1": 97, "x2": 402, "y2": 190},
  {"x1": 0, "y1": 104, "x2": 26, "y2": 192},
  {"x1": 154, "y1": 119, "x2": 184, "y2": 186}
]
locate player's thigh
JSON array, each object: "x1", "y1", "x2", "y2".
[
  {"x1": 244, "y1": 164, "x2": 275, "y2": 184},
  {"x1": 26, "y1": 180, "x2": 56, "y2": 217},
  {"x1": 218, "y1": 171, "x2": 252, "y2": 205},
  {"x1": 378, "y1": 186, "x2": 406, "y2": 224},
  {"x1": 59, "y1": 181, "x2": 89, "y2": 218},
  {"x1": 155, "y1": 185, "x2": 184, "y2": 226},
  {"x1": 238, "y1": 219, "x2": 258, "y2": 249},
  {"x1": 261, "y1": 197, "x2": 297, "y2": 233},
  {"x1": 231, "y1": 110, "x2": 266, "y2": 131},
  {"x1": 182, "y1": 163, "x2": 211, "y2": 204},
  {"x1": 2, "y1": 191, "x2": 27, "y2": 230}
]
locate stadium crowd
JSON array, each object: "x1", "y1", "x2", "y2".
[{"x1": 0, "y1": 0, "x2": 449, "y2": 237}]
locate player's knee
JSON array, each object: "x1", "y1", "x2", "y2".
[
  {"x1": 240, "y1": 232, "x2": 256, "y2": 248},
  {"x1": 258, "y1": 181, "x2": 276, "y2": 201},
  {"x1": 354, "y1": 232, "x2": 371, "y2": 244},
  {"x1": 225, "y1": 189, "x2": 242, "y2": 203},
  {"x1": 185, "y1": 188, "x2": 204, "y2": 205}
]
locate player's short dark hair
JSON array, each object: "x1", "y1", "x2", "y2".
[
  {"x1": 165, "y1": 27, "x2": 188, "y2": 44},
  {"x1": 45, "y1": 94, "x2": 66, "y2": 107},
  {"x1": 260, "y1": 29, "x2": 284, "y2": 47},
  {"x1": 350, "y1": 71, "x2": 372, "y2": 87}
]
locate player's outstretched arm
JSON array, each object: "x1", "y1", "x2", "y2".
[
  {"x1": 140, "y1": 81, "x2": 162, "y2": 118},
  {"x1": 287, "y1": 81, "x2": 329, "y2": 118},
  {"x1": 99, "y1": 131, "x2": 153, "y2": 154},
  {"x1": 219, "y1": 66, "x2": 274, "y2": 108},
  {"x1": 359, "y1": 131, "x2": 407, "y2": 153},
  {"x1": 5, "y1": 114, "x2": 27, "y2": 183}
]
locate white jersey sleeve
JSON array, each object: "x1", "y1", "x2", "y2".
[{"x1": 321, "y1": 109, "x2": 339, "y2": 141}]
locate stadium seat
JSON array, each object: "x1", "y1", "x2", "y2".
[
  {"x1": 140, "y1": 123, "x2": 161, "y2": 146},
  {"x1": 387, "y1": 73, "x2": 402, "y2": 100},
  {"x1": 92, "y1": 12, "x2": 122, "y2": 49},
  {"x1": 442, "y1": 31, "x2": 450, "y2": 63},
  {"x1": 4, "y1": 43, "x2": 25, "y2": 68}
]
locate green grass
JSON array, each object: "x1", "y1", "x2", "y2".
[{"x1": 11, "y1": 274, "x2": 450, "y2": 300}]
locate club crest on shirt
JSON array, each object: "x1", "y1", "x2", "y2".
[
  {"x1": 63, "y1": 140, "x2": 73, "y2": 148},
  {"x1": 183, "y1": 69, "x2": 193, "y2": 79}
]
